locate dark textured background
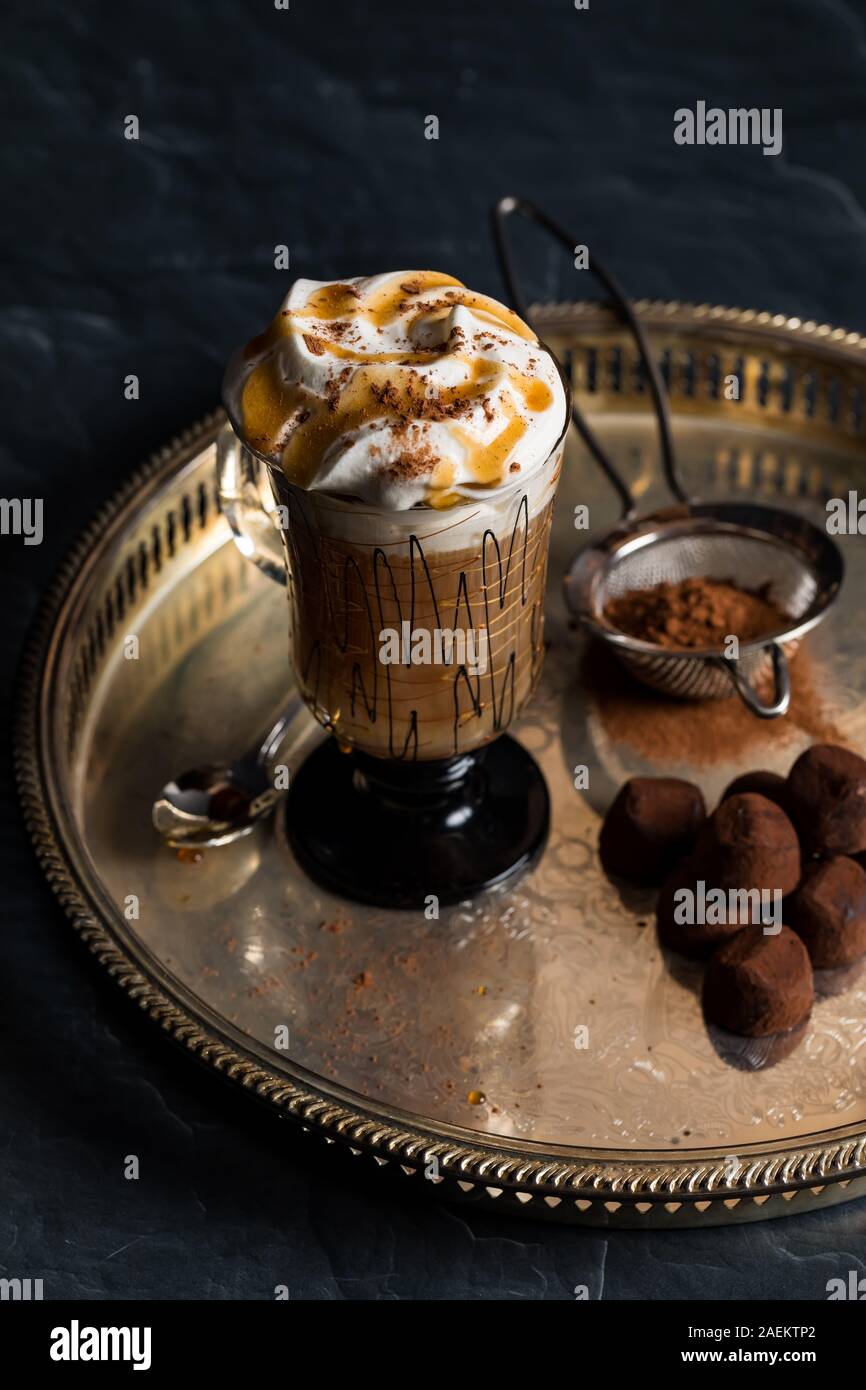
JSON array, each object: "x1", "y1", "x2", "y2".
[{"x1": 4, "y1": 0, "x2": 866, "y2": 1299}]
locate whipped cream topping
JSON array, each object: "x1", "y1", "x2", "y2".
[{"x1": 223, "y1": 270, "x2": 568, "y2": 510}]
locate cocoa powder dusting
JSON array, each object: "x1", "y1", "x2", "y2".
[
  {"x1": 369, "y1": 376, "x2": 474, "y2": 423},
  {"x1": 605, "y1": 578, "x2": 784, "y2": 650},
  {"x1": 581, "y1": 640, "x2": 844, "y2": 766},
  {"x1": 385, "y1": 446, "x2": 438, "y2": 482}
]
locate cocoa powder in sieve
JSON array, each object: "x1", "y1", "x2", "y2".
[{"x1": 604, "y1": 577, "x2": 784, "y2": 649}]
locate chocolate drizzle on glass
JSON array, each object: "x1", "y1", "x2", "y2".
[{"x1": 278, "y1": 480, "x2": 553, "y2": 761}]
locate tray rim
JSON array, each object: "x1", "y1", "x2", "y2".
[{"x1": 15, "y1": 302, "x2": 866, "y2": 1220}]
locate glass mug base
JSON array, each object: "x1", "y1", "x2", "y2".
[{"x1": 285, "y1": 734, "x2": 549, "y2": 909}]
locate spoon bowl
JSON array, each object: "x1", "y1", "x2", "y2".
[{"x1": 152, "y1": 707, "x2": 297, "y2": 849}]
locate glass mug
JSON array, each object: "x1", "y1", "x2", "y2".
[{"x1": 217, "y1": 374, "x2": 569, "y2": 909}]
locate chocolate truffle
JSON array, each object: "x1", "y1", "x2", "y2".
[
  {"x1": 696, "y1": 793, "x2": 800, "y2": 895},
  {"x1": 787, "y1": 744, "x2": 866, "y2": 856},
  {"x1": 788, "y1": 855, "x2": 866, "y2": 968},
  {"x1": 703, "y1": 925, "x2": 814, "y2": 1037},
  {"x1": 599, "y1": 777, "x2": 706, "y2": 886},
  {"x1": 656, "y1": 854, "x2": 747, "y2": 959},
  {"x1": 721, "y1": 770, "x2": 791, "y2": 817}
]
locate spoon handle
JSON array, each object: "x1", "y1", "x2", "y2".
[
  {"x1": 228, "y1": 695, "x2": 305, "y2": 789},
  {"x1": 255, "y1": 697, "x2": 304, "y2": 769}
]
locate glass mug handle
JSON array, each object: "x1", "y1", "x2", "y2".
[{"x1": 216, "y1": 424, "x2": 287, "y2": 587}]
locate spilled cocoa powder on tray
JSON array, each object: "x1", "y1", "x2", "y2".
[
  {"x1": 604, "y1": 578, "x2": 785, "y2": 649},
  {"x1": 580, "y1": 640, "x2": 843, "y2": 766}
]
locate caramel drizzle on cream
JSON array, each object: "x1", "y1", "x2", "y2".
[{"x1": 240, "y1": 270, "x2": 550, "y2": 500}]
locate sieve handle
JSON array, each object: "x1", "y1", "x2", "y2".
[
  {"x1": 719, "y1": 642, "x2": 791, "y2": 719},
  {"x1": 490, "y1": 195, "x2": 690, "y2": 518}
]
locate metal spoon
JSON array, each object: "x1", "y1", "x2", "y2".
[{"x1": 152, "y1": 702, "x2": 300, "y2": 849}]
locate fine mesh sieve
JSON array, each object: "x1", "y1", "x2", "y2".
[
  {"x1": 564, "y1": 501, "x2": 841, "y2": 714},
  {"x1": 491, "y1": 196, "x2": 844, "y2": 718}
]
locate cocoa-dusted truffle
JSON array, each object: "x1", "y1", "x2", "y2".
[
  {"x1": 721, "y1": 770, "x2": 791, "y2": 817},
  {"x1": 599, "y1": 777, "x2": 706, "y2": 886},
  {"x1": 656, "y1": 855, "x2": 747, "y2": 959},
  {"x1": 703, "y1": 925, "x2": 814, "y2": 1037},
  {"x1": 696, "y1": 793, "x2": 800, "y2": 894},
  {"x1": 787, "y1": 744, "x2": 866, "y2": 856},
  {"x1": 788, "y1": 856, "x2": 866, "y2": 968}
]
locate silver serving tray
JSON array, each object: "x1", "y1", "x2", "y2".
[{"x1": 16, "y1": 301, "x2": 866, "y2": 1227}]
